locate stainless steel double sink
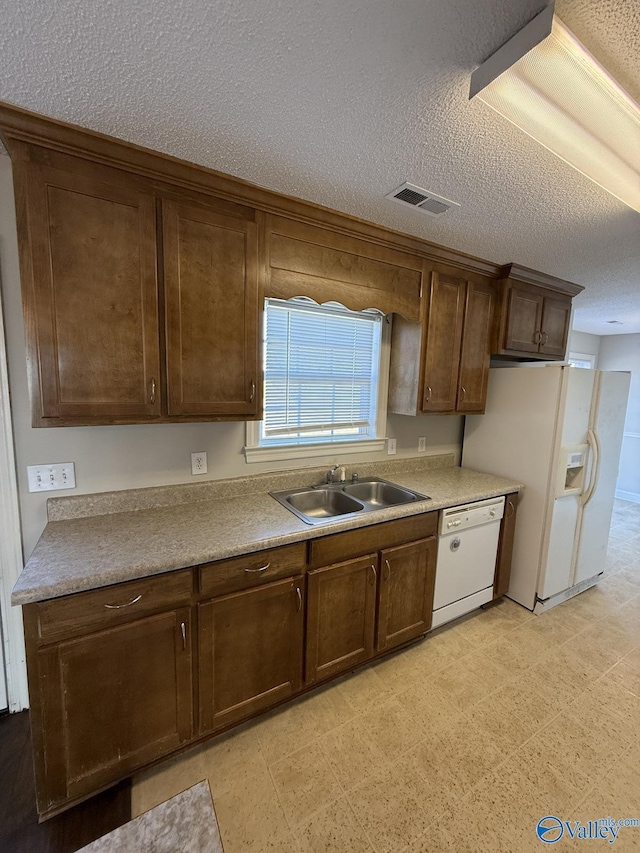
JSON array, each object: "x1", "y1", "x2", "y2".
[{"x1": 270, "y1": 477, "x2": 431, "y2": 525}]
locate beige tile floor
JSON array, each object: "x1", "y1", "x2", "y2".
[{"x1": 132, "y1": 500, "x2": 640, "y2": 852}]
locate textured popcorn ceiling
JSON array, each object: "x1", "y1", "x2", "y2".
[{"x1": 0, "y1": 0, "x2": 638, "y2": 335}]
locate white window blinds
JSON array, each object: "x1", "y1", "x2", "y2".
[{"x1": 262, "y1": 299, "x2": 383, "y2": 445}]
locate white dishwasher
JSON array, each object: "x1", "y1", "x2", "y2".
[{"x1": 432, "y1": 496, "x2": 505, "y2": 629}]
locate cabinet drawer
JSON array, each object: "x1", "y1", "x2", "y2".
[
  {"x1": 309, "y1": 512, "x2": 437, "y2": 568},
  {"x1": 35, "y1": 569, "x2": 194, "y2": 644},
  {"x1": 199, "y1": 542, "x2": 307, "y2": 598}
]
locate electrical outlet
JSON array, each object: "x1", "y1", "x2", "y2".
[
  {"x1": 191, "y1": 452, "x2": 208, "y2": 475},
  {"x1": 418, "y1": 436, "x2": 427, "y2": 452},
  {"x1": 27, "y1": 462, "x2": 76, "y2": 492},
  {"x1": 387, "y1": 438, "x2": 397, "y2": 456}
]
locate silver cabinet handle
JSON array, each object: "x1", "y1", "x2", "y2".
[
  {"x1": 384, "y1": 559, "x2": 391, "y2": 581},
  {"x1": 507, "y1": 499, "x2": 515, "y2": 518},
  {"x1": 533, "y1": 331, "x2": 542, "y2": 345},
  {"x1": 104, "y1": 594, "x2": 142, "y2": 610},
  {"x1": 541, "y1": 331, "x2": 549, "y2": 345},
  {"x1": 460, "y1": 386, "x2": 466, "y2": 402},
  {"x1": 244, "y1": 563, "x2": 270, "y2": 573},
  {"x1": 296, "y1": 587, "x2": 302, "y2": 612},
  {"x1": 149, "y1": 377, "x2": 156, "y2": 404},
  {"x1": 181, "y1": 621, "x2": 187, "y2": 650},
  {"x1": 249, "y1": 380, "x2": 256, "y2": 403},
  {"x1": 425, "y1": 386, "x2": 432, "y2": 402},
  {"x1": 370, "y1": 564, "x2": 377, "y2": 585}
]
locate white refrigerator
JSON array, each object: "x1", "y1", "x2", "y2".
[{"x1": 462, "y1": 364, "x2": 630, "y2": 612}]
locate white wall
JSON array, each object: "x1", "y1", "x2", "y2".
[
  {"x1": 568, "y1": 329, "x2": 602, "y2": 367},
  {"x1": 598, "y1": 333, "x2": 640, "y2": 502},
  {"x1": 0, "y1": 155, "x2": 463, "y2": 557}
]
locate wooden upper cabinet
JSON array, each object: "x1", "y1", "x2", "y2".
[
  {"x1": 493, "y1": 265, "x2": 580, "y2": 360},
  {"x1": 162, "y1": 198, "x2": 259, "y2": 417},
  {"x1": 20, "y1": 163, "x2": 161, "y2": 425},
  {"x1": 539, "y1": 294, "x2": 572, "y2": 357},
  {"x1": 422, "y1": 271, "x2": 466, "y2": 412},
  {"x1": 456, "y1": 278, "x2": 494, "y2": 413},
  {"x1": 388, "y1": 265, "x2": 494, "y2": 416},
  {"x1": 376, "y1": 538, "x2": 436, "y2": 652}
]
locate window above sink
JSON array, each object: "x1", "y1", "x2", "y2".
[{"x1": 245, "y1": 298, "x2": 392, "y2": 463}]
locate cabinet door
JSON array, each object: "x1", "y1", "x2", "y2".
[
  {"x1": 503, "y1": 284, "x2": 543, "y2": 354},
  {"x1": 23, "y1": 164, "x2": 161, "y2": 423},
  {"x1": 163, "y1": 198, "x2": 259, "y2": 416},
  {"x1": 377, "y1": 538, "x2": 436, "y2": 652},
  {"x1": 539, "y1": 294, "x2": 571, "y2": 358},
  {"x1": 457, "y1": 279, "x2": 494, "y2": 413},
  {"x1": 35, "y1": 609, "x2": 192, "y2": 812},
  {"x1": 422, "y1": 272, "x2": 465, "y2": 412},
  {"x1": 494, "y1": 495, "x2": 518, "y2": 598},
  {"x1": 306, "y1": 555, "x2": 377, "y2": 684},
  {"x1": 198, "y1": 576, "x2": 304, "y2": 733}
]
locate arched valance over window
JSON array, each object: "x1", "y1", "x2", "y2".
[{"x1": 265, "y1": 216, "x2": 424, "y2": 321}]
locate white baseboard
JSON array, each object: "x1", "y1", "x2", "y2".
[{"x1": 615, "y1": 489, "x2": 640, "y2": 504}]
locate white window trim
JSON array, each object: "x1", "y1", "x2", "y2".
[
  {"x1": 568, "y1": 351, "x2": 596, "y2": 369},
  {"x1": 245, "y1": 313, "x2": 392, "y2": 463}
]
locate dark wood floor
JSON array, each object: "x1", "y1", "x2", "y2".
[{"x1": 0, "y1": 711, "x2": 131, "y2": 853}]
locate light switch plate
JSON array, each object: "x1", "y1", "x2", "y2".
[
  {"x1": 27, "y1": 462, "x2": 76, "y2": 492},
  {"x1": 418, "y1": 436, "x2": 427, "y2": 452},
  {"x1": 387, "y1": 438, "x2": 397, "y2": 455}
]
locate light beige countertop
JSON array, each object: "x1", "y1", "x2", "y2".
[{"x1": 12, "y1": 457, "x2": 523, "y2": 605}]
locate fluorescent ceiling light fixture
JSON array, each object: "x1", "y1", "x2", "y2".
[{"x1": 470, "y1": 3, "x2": 640, "y2": 212}]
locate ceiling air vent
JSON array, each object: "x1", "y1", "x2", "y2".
[{"x1": 385, "y1": 182, "x2": 460, "y2": 217}]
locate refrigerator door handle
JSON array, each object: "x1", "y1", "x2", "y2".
[{"x1": 580, "y1": 428, "x2": 601, "y2": 508}]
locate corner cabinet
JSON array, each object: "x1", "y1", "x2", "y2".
[
  {"x1": 10, "y1": 143, "x2": 260, "y2": 426},
  {"x1": 493, "y1": 264, "x2": 580, "y2": 360},
  {"x1": 388, "y1": 264, "x2": 494, "y2": 416}
]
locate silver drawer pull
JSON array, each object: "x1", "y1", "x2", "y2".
[
  {"x1": 370, "y1": 564, "x2": 377, "y2": 585},
  {"x1": 385, "y1": 558, "x2": 392, "y2": 581},
  {"x1": 181, "y1": 621, "x2": 187, "y2": 650},
  {"x1": 104, "y1": 594, "x2": 142, "y2": 610},
  {"x1": 150, "y1": 377, "x2": 156, "y2": 404},
  {"x1": 296, "y1": 587, "x2": 302, "y2": 612},
  {"x1": 426, "y1": 386, "x2": 432, "y2": 402},
  {"x1": 244, "y1": 563, "x2": 271, "y2": 573}
]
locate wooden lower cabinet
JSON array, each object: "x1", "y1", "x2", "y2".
[
  {"x1": 377, "y1": 538, "x2": 437, "y2": 652},
  {"x1": 198, "y1": 576, "x2": 304, "y2": 732},
  {"x1": 29, "y1": 607, "x2": 193, "y2": 817},
  {"x1": 494, "y1": 494, "x2": 518, "y2": 598},
  {"x1": 24, "y1": 509, "x2": 458, "y2": 820},
  {"x1": 305, "y1": 555, "x2": 377, "y2": 685}
]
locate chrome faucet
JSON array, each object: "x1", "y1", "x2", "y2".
[{"x1": 326, "y1": 464, "x2": 340, "y2": 484}]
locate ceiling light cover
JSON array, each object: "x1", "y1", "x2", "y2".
[{"x1": 471, "y1": 6, "x2": 640, "y2": 213}]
